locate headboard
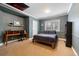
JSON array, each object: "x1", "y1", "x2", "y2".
[{"x1": 38, "y1": 31, "x2": 56, "y2": 34}]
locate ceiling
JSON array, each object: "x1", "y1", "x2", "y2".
[{"x1": 24, "y1": 3, "x2": 71, "y2": 19}]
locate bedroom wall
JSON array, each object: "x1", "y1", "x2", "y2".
[
  {"x1": 39, "y1": 15, "x2": 68, "y2": 38},
  {"x1": 68, "y1": 3, "x2": 79, "y2": 55},
  {"x1": 0, "y1": 10, "x2": 24, "y2": 43}
]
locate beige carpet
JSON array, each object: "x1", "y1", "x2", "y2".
[{"x1": 0, "y1": 38, "x2": 75, "y2": 56}]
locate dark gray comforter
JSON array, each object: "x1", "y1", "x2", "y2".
[
  {"x1": 32, "y1": 31, "x2": 58, "y2": 48},
  {"x1": 33, "y1": 34, "x2": 57, "y2": 43}
]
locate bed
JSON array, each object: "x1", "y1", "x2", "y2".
[{"x1": 32, "y1": 31, "x2": 58, "y2": 49}]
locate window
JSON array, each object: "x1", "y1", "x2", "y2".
[{"x1": 45, "y1": 20, "x2": 60, "y2": 32}]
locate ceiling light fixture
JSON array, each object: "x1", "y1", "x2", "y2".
[{"x1": 44, "y1": 9, "x2": 51, "y2": 13}]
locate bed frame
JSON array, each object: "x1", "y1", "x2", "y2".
[{"x1": 32, "y1": 31, "x2": 58, "y2": 49}]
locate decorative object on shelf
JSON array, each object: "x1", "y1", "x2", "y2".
[
  {"x1": 13, "y1": 21, "x2": 24, "y2": 27},
  {"x1": 8, "y1": 23, "x2": 13, "y2": 26},
  {"x1": 14, "y1": 21, "x2": 20, "y2": 26}
]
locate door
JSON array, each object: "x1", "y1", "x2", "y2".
[{"x1": 33, "y1": 20, "x2": 38, "y2": 36}]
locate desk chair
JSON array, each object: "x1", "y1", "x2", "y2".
[{"x1": 18, "y1": 31, "x2": 25, "y2": 41}]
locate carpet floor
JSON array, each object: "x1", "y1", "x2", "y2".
[{"x1": 0, "y1": 38, "x2": 75, "y2": 56}]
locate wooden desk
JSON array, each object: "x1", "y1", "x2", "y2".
[{"x1": 3, "y1": 30, "x2": 28, "y2": 45}]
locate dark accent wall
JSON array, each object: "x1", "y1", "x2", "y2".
[
  {"x1": 68, "y1": 3, "x2": 79, "y2": 55},
  {"x1": 24, "y1": 17, "x2": 29, "y2": 33},
  {"x1": 39, "y1": 15, "x2": 68, "y2": 38}
]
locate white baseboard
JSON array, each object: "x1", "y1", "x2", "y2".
[
  {"x1": 72, "y1": 46, "x2": 78, "y2": 56},
  {"x1": 0, "y1": 39, "x2": 18, "y2": 46},
  {"x1": 59, "y1": 38, "x2": 66, "y2": 41},
  {"x1": 59, "y1": 38, "x2": 78, "y2": 56}
]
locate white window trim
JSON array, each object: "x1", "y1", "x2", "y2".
[{"x1": 45, "y1": 19, "x2": 60, "y2": 32}]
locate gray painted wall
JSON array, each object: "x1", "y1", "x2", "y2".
[
  {"x1": 0, "y1": 10, "x2": 24, "y2": 43},
  {"x1": 68, "y1": 3, "x2": 79, "y2": 55},
  {"x1": 39, "y1": 15, "x2": 68, "y2": 38}
]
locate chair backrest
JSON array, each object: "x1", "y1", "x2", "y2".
[{"x1": 20, "y1": 30, "x2": 24, "y2": 36}]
